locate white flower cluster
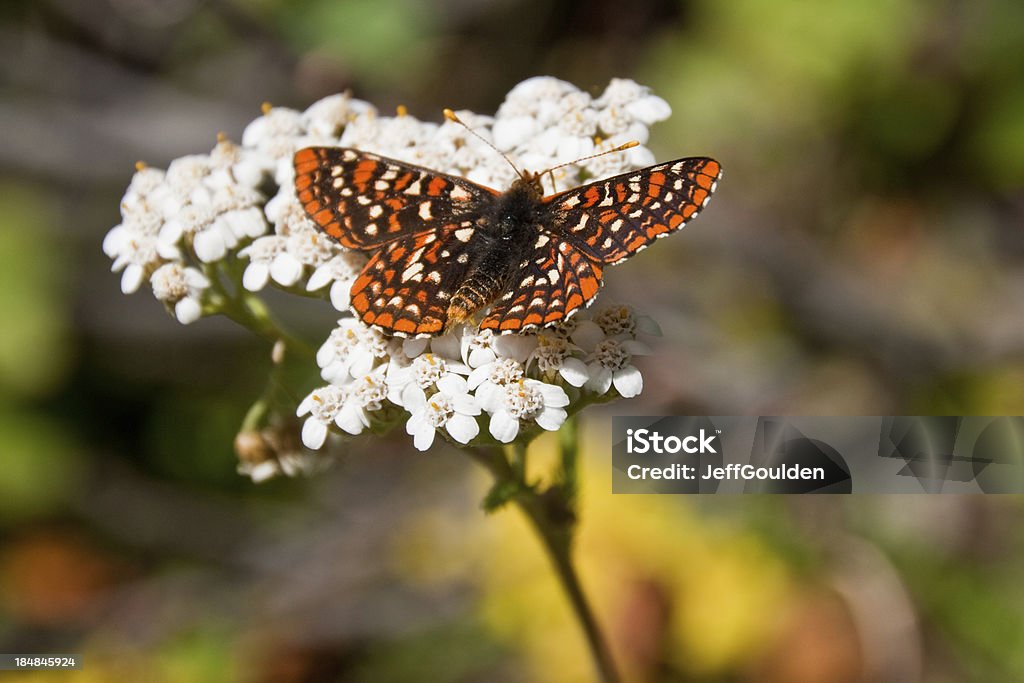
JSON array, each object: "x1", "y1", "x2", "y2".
[
  {"x1": 298, "y1": 305, "x2": 659, "y2": 452},
  {"x1": 102, "y1": 77, "x2": 673, "y2": 471}
]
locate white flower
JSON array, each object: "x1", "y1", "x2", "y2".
[
  {"x1": 302, "y1": 93, "x2": 376, "y2": 141},
  {"x1": 239, "y1": 236, "x2": 285, "y2": 291},
  {"x1": 461, "y1": 328, "x2": 536, "y2": 368},
  {"x1": 337, "y1": 367, "x2": 390, "y2": 435},
  {"x1": 566, "y1": 319, "x2": 607, "y2": 351},
  {"x1": 150, "y1": 262, "x2": 211, "y2": 324},
  {"x1": 585, "y1": 338, "x2": 650, "y2": 398},
  {"x1": 528, "y1": 335, "x2": 589, "y2": 387},
  {"x1": 591, "y1": 304, "x2": 662, "y2": 339},
  {"x1": 109, "y1": 230, "x2": 164, "y2": 294},
  {"x1": 401, "y1": 329, "x2": 461, "y2": 362},
  {"x1": 468, "y1": 357, "x2": 526, "y2": 408},
  {"x1": 306, "y1": 252, "x2": 368, "y2": 310},
  {"x1": 317, "y1": 319, "x2": 393, "y2": 382},
  {"x1": 405, "y1": 374, "x2": 481, "y2": 450},
  {"x1": 478, "y1": 379, "x2": 569, "y2": 443},
  {"x1": 387, "y1": 352, "x2": 469, "y2": 407},
  {"x1": 242, "y1": 105, "x2": 304, "y2": 161},
  {"x1": 296, "y1": 384, "x2": 347, "y2": 449}
]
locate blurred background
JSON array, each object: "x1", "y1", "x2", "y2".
[{"x1": 2, "y1": 0, "x2": 1024, "y2": 681}]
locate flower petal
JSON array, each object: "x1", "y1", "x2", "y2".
[
  {"x1": 403, "y1": 338, "x2": 429, "y2": 358},
  {"x1": 534, "y1": 381, "x2": 569, "y2": 407},
  {"x1": 558, "y1": 357, "x2": 589, "y2": 387},
  {"x1": 401, "y1": 384, "x2": 427, "y2": 410},
  {"x1": 242, "y1": 263, "x2": 270, "y2": 291},
  {"x1": 489, "y1": 410, "x2": 519, "y2": 443},
  {"x1": 571, "y1": 320, "x2": 605, "y2": 350},
  {"x1": 335, "y1": 402, "x2": 367, "y2": 435},
  {"x1": 175, "y1": 297, "x2": 202, "y2": 324},
  {"x1": 451, "y1": 392, "x2": 480, "y2": 416},
  {"x1": 446, "y1": 413, "x2": 480, "y2": 444},
  {"x1": 270, "y1": 252, "x2": 303, "y2": 286},
  {"x1": 406, "y1": 409, "x2": 429, "y2": 436},
  {"x1": 475, "y1": 381, "x2": 504, "y2": 413},
  {"x1": 535, "y1": 406, "x2": 567, "y2": 431},
  {"x1": 412, "y1": 422, "x2": 437, "y2": 451},
  {"x1": 437, "y1": 373, "x2": 468, "y2": 396},
  {"x1": 585, "y1": 366, "x2": 613, "y2": 394},
  {"x1": 612, "y1": 365, "x2": 643, "y2": 398},
  {"x1": 194, "y1": 228, "x2": 228, "y2": 262},
  {"x1": 301, "y1": 419, "x2": 328, "y2": 449},
  {"x1": 329, "y1": 281, "x2": 351, "y2": 310}
]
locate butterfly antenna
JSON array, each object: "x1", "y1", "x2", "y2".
[
  {"x1": 541, "y1": 140, "x2": 640, "y2": 177},
  {"x1": 443, "y1": 108, "x2": 524, "y2": 181},
  {"x1": 535, "y1": 140, "x2": 640, "y2": 193}
]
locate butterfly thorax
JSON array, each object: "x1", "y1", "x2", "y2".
[{"x1": 445, "y1": 176, "x2": 547, "y2": 328}]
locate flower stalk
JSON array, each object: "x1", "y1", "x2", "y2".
[{"x1": 468, "y1": 417, "x2": 620, "y2": 683}]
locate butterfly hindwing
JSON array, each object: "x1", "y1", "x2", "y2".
[
  {"x1": 349, "y1": 222, "x2": 478, "y2": 336},
  {"x1": 479, "y1": 238, "x2": 603, "y2": 332}
]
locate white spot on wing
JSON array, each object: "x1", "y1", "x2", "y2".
[
  {"x1": 562, "y1": 196, "x2": 581, "y2": 209},
  {"x1": 455, "y1": 228, "x2": 474, "y2": 242},
  {"x1": 450, "y1": 185, "x2": 471, "y2": 201},
  {"x1": 418, "y1": 201, "x2": 433, "y2": 220},
  {"x1": 401, "y1": 262, "x2": 424, "y2": 282}
]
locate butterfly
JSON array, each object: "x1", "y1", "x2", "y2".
[{"x1": 293, "y1": 146, "x2": 721, "y2": 338}]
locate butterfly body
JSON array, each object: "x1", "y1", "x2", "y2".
[
  {"x1": 294, "y1": 147, "x2": 721, "y2": 338},
  {"x1": 447, "y1": 174, "x2": 547, "y2": 327}
]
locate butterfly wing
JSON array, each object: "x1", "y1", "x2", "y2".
[
  {"x1": 294, "y1": 147, "x2": 493, "y2": 250},
  {"x1": 545, "y1": 157, "x2": 722, "y2": 264},
  {"x1": 479, "y1": 237, "x2": 603, "y2": 333},
  {"x1": 349, "y1": 226, "x2": 480, "y2": 337},
  {"x1": 295, "y1": 147, "x2": 496, "y2": 337}
]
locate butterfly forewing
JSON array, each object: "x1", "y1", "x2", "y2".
[
  {"x1": 546, "y1": 157, "x2": 722, "y2": 264},
  {"x1": 294, "y1": 147, "x2": 490, "y2": 249}
]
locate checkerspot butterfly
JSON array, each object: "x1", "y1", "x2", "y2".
[{"x1": 294, "y1": 142, "x2": 721, "y2": 338}]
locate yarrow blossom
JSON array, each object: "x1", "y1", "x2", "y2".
[{"x1": 104, "y1": 77, "x2": 675, "y2": 478}]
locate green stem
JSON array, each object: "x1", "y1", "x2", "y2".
[
  {"x1": 558, "y1": 414, "x2": 580, "y2": 505},
  {"x1": 467, "y1": 431, "x2": 620, "y2": 683}
]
